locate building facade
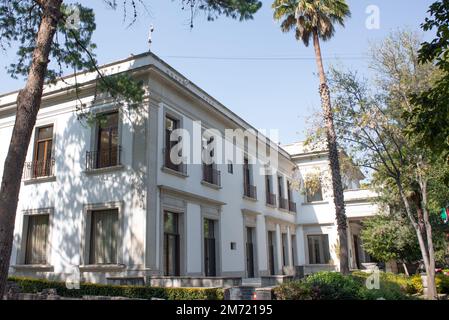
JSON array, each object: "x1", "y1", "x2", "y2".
[{"x1": 0, "y1": 52, "x2": 380, "y2": 286}]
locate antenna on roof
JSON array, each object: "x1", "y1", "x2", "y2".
[{"x1": 148, "y1": 25, "x2": 154, "y2": 52}]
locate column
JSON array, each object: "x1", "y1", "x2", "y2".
[
  {"x1": 186, "y1": 203, "x2": 202, "y2": 275},
  {"x1": 295, "y1": 225, "x2": 306, "y2": 266}
]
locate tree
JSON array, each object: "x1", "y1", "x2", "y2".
[
  {"x1": 318, "y1": 30, "x2": 443, "y2": 299},
  {"x1": 406, "y1": 0, "x2": 449, "y2": 162},
  {"x1": 272, "y1": 0, "x2": 351, "y2": 274},
  {"x1": 0, "y1": 0, "x2": 262, "y2": 297},
  {"x1": 361, "y1": 214, "x2": 421, "y2": 275}
]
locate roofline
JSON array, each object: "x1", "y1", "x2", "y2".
[{"x1": 0, "y1": 51, "x2": 293, "y2": 162}]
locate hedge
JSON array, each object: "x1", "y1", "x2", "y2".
[
  {"x1": 274, "y1": 271, "x2": 411, "y2": 300},
  {"x1": 7, "y1": 277, "x2": 224, "y2": 300}
]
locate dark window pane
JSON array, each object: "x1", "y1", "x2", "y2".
[{"x1": 37, "y1": 126, "x2": 53, "y2": 140}]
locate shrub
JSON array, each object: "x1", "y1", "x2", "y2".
[
  {"x1": 275, "y1": 271, "x2": 411, "y2": 300},
  {"x1": 352, "y1": 271, "x2": 409, "y2": 300},
  {"x1": 304, "y1": 272, "x2": 361, "y2": 300},
  {"x1": 273, "y1": 280, "x2": 312, "y2": 300},
  {"x1": 406, "y1": 275, "x2": 423, "y2": 295},
  {"x1": 275, "y1": 272, "x2": 361, "y2": 300},
  {"x1": 8, "y1": 277, "x2": 224, "y2": 300},
  {"x1": 436, "y1": 274, "x2": 449, "y2": 294}
]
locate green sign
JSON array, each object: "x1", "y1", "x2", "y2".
[{"x1": 442, "y1": 208, "x2": 449, "y2": 224}]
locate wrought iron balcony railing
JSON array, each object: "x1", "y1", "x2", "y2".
[
  {"x1": 23, "y1": 159, "x2": 55, "y2": 180},
  {"x1": 163, "y1": 147, "x2": 187, "y2": 174},
  {"x1": 279, "y1": 198, "x2": 288, "y2": 210},
  {"x1": 202, "y1": 165, "x2": 221, "y2": 187},
  {"x1": 244, "y1": 181, "x2": 257, "y2": 200},
  {"x1": 86, "y1": 146, "x2": 121, "y2": 171},
  {"x1": 266, "y1": 192, "x2": 276, "y2": 206},
  {"x1": 289, "y1": 201, "x2": 297, "y2": 213}
]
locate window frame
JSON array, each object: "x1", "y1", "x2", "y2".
[
  {"x1": 29, "y1": 124, "x2": 56, "y2": 179},
  {"x1": 307, "y1": 234, "x2": 331, "y2": 265},
  {"x1": 81, "y1": 201, "x2": 124, "y2": 266},
  {"x1": 88, "y1": 107, "x2": 122, "y2": 171},
  {"x1": 95, "y1": 111, "x2": 120, "y2": 169},
  {"x1": 89, "y1": 208, "x2": 120, "y2": 265},
  {"x1": 18, "y1": 208, "x2": 54, "y2": 266},
  {"x1": 306, "y1": 181, "x2": 324, "y2": 203},
  {"x1": 162, "y1": 108, "x2": 185, "y2": 174}
]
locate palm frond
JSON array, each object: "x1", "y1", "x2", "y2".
[{"x1": 273, "y1": 0, "x2": 350, "y2": 46}]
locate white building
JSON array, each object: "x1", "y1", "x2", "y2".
[{"x1": 0, "y1": 52, "x2": 380, "y2": 287}]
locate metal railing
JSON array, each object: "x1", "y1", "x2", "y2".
[
  {"x1": 266, "y1": 192, "x2": 276, "y2": 206},
  {"x1": 202, "y1": 165, "x2": 221, "y2": 187},
  {"x1": 23, "y1": 159, "x2": 55, "y2": 179},
  {"x1": 244, "y1": 181, "x2": 257, "y2": 199},
  {"x1": 86, "y1": 146, "x2": 121, "y2": 171},
  {"x1": 279, "y1": 198, "x2": 288, "y2": 210},
  {"x1": 163, "y1": 147, "x2": 187, "y2": 174},
  {"x1": 289, "y1": 201, "x2": 297, "y2": 213}
]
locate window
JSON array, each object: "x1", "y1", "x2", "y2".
[
  {"x1": 306, "y1": 182, "x2": 323, "y2": 203},
  {"x1": 268, "y1": 231, "x2": 275, "y2": 275},
  {"x1": 291, "y1": 235, "x2": 296, "y2": 266},
  {"x1": 89, "y1": 209, "x2": 119, "y2": 264},
  {"x1": 245, "y1": 227, "x2": 255, "y2": 278},
  {"x1": 287, "y1": 181, "x2": 296, "y2": 212},
  {"x1": 265, "y1": 174, "x2": 276, "y2": 206},
  {"x1": 164, "y1": 211, "x2": 180, "y2": 276},
  {"x1": 278, "y1": 176, "x2": 287, "y2": 209},
  {"x1": 164, "y1": 115, "x2": 183, "y2": 172},
  {"x1": 243, "y1": 157, "x2": 256, "y2": 199},
  {"x1": 86, "y1": 112, "x2": 119, "y2": 170},
  {"x1": 227, "y1": 161, "x2": 233, "y2": 174},
  {"x1": 32, "y1": 125, "x2": 54, "y2": 178},
  {"x1": 96, "y1": 112, "x2": 119, "y2": 168},
  {"x1": 25, "y1": 214, "x2": 49, "y2": 265},
  {"x1": 202, "y1": 136, "x2": 221, "y2": 186},
  {"x1": 282, "y1": 234, "x2": 288, "y2": 267},
  {"x1": 307, "y1": 235, "x2": 330, "y2": 265},
  {"x1": 204, "y1": 219, "x2": 216, "y2": 276}
]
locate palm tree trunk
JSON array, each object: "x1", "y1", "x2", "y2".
[
  {"x1": 312, "y1": 29, "x2": 350, "y2": 275},
  {"x1": 0, "y1": 0, "x2": 63, "y2": 297}
]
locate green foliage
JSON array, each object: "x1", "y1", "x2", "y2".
[
  {"x1": 8, "y1": 276, "x2": 224, "y2": 300},
  {"x1": 305, "y1": 29, "x2": 449, "y2": 271},
  {"x1": 274, "y1": 271, "x2": 410, "y2": 300},
  {"x1": 272, "y1": 280, "x2": 312, "y2": 300},
  {"x1": 406, "y1": 0, "x2": 449, "y2": 161},
  {"x1": 304, "y1": 272, "x2": 360, "y2": 300},
  {"x1": 352, "y1": 271, "x2": 411, "y2": 300},
  {"x1": 0, "y1": 0, "x2": 262, "y2": 97},
  {"x1": 272, "y1": 0, "x2": 351, "y2": 46},
  {"x1": 360, "y1": 215, "x2": 421, "y2": 263},
  {"x1": 190, "y1": 0, "x2": 262, "y2": 21},
  {"x1": 436, "y1": 274, "x2": 449, "y2": 294},
  {"x1": 1, "y1": 2, "x2": 97, "y2": 82},
  {"x1": 98, "y1": 74, "x2": 144, "y2": 105},
  {"x1": 407, "y1": 274, "x2": 424, "y2": 295}
]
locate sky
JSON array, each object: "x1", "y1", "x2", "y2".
[{"x1": 0, "y1": 0, "x2": 436, "y2": 145}]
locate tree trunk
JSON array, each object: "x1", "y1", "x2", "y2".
[
  {"x1": 0, "y1": 0, "x2": 63, "y2": 297},
  {"x1": 312, "y1": 29, "x2": 350, "y2": 274},
  {"x1": 398, "y1": 183, "x2": 437, "y2": 300},
  {"x1": 418, "y1": 169, "x2": 438, "y2": 299}
]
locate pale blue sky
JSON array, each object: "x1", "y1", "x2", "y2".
[{"x1": 0, "y1": 0, "x2": 435, "y2": 144}]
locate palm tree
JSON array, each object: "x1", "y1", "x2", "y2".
[{"x1": 273, "y1": 0, "x2": 351, "y2": 274}]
